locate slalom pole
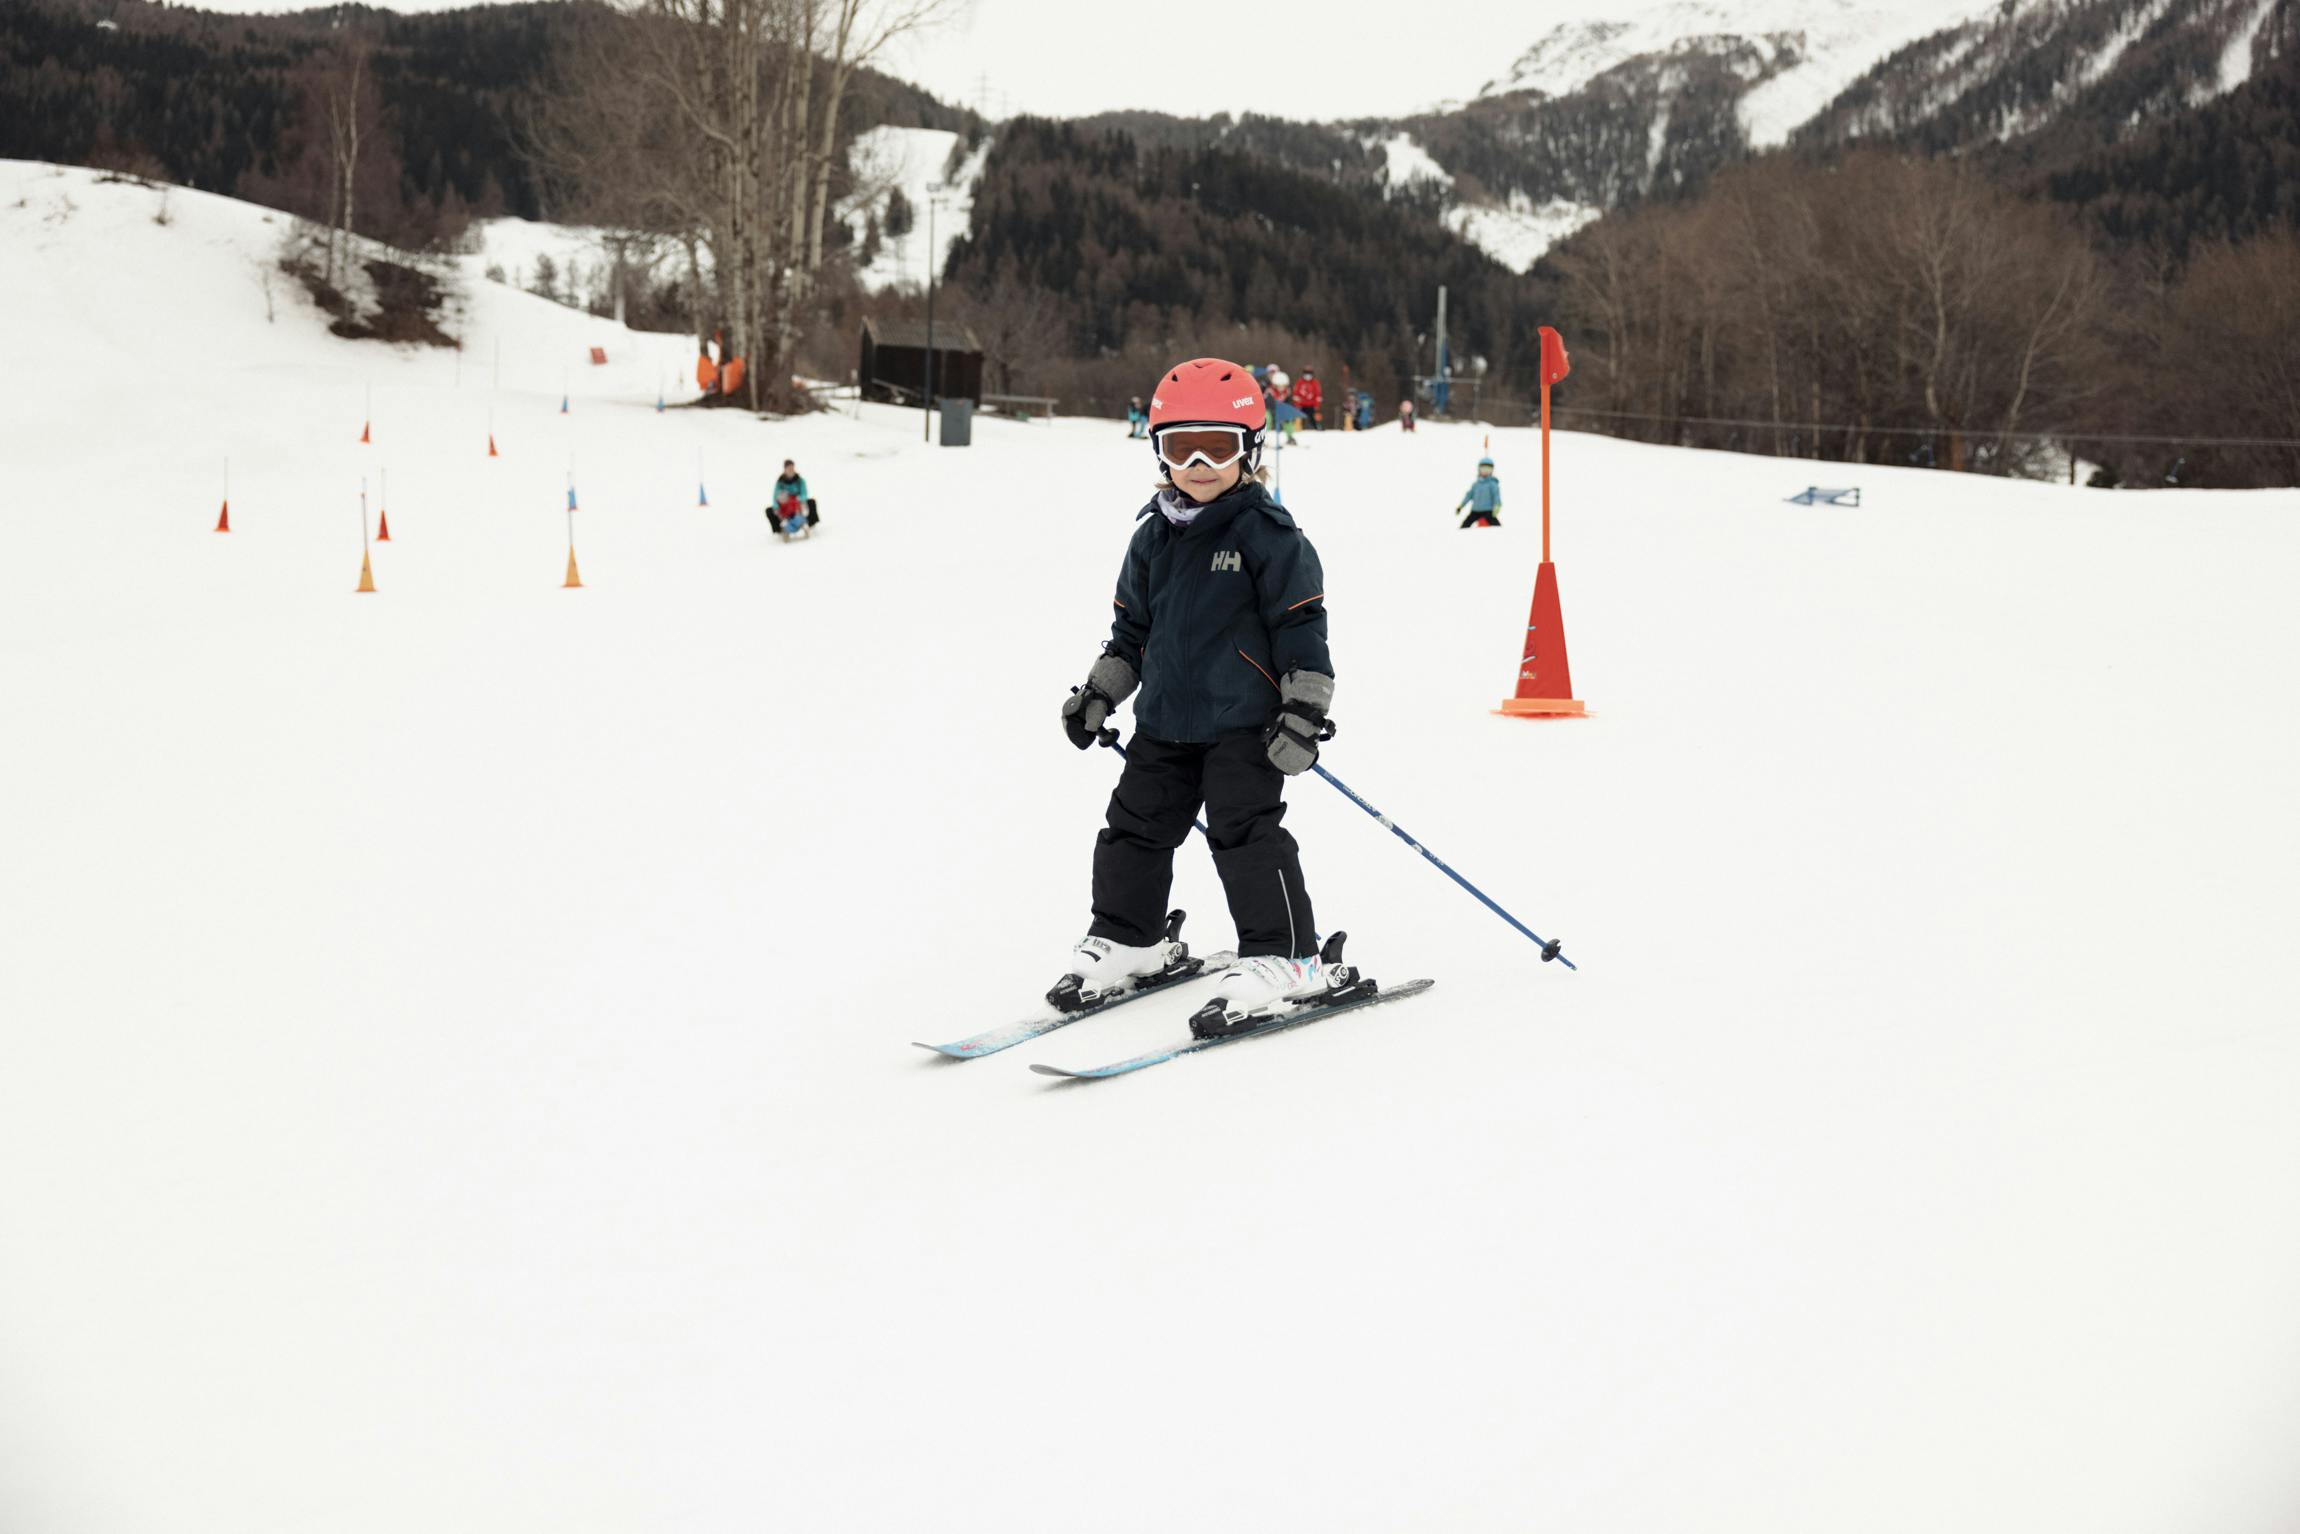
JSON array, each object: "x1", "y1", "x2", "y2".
[{"x1": 1307, "y1": 761, "x2": 1572, "y2": 968}]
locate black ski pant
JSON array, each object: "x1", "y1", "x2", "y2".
[{"x1": 1090, "y1": 730, "x2": 1317, "y2": 959}]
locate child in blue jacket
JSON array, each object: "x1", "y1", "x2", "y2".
[{"x1": 1457, "y1": 456, "x2": 1502, "y2": 528}]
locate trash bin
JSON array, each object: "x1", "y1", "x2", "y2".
[{"x1": 939, "y1": 397, "x2": 973, "y2": 447}]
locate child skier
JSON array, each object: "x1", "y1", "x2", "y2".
[
  {"x1": 767, "y1": 459, "x2": 818, "y2": 535},
  {"x1": 1457, "y1": 456, "x2": 1502, "y2": 528},
  {"x1": 1054, "y1": 356, "x2": 1340, "y2": 1037},
  {"x1": 1126, "y1": 396, "x2": 1148, "y2": 438}
]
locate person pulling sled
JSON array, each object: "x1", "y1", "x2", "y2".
[
  {"x1": 766, "y1": 459, "x2": 819, "y2": 539},
  {"x1": 1054, "y1": 355, "x2": 1346, "y2": 1039}
]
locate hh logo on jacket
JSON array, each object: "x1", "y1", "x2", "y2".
[{"x1": 1210, "y1": 550, "x2": 1242, "y2": 573}]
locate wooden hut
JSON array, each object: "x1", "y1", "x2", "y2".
[{"x1": 859, "y1": 317, "x2": 984, "y2": 406}]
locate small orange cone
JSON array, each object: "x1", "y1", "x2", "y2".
[
  {"x1": 214, "y1": 499, "x2": 230, "y2": 533},
  {"x1": 563, "y1": 548, "x2": 583, "y2": 588},
  {"x1": 377, "y1": 509, "x2": 392, "y2": 542},
  {"x1": 487, "y1": 433, "x2": 498, "y2": 458},
  {"x1": 356, "y1": 551, "x2": 377, "y2": 593},
  {"x1": 360, "y1": 420, "x2": 372, "y2": 445}
]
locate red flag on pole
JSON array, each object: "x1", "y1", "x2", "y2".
[
  {"x1": 1541, "y1": 326, "x2": 1571, "y2": 388},
  {"x1": 1498, "y1": 325, "x2": 1585, "y2": 717}
]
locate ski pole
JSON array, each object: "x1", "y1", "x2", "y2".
[
  {"x1": 1102, "y1": 731, "x2": 1570, "y2": 969},
  {"x1": 1307, "y1": 761, "x2": 1573, "y2": 969}
]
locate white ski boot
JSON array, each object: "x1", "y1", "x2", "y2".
[
  {"x1": 1188, "y1": 952, "x2": 1333, "y2": 1038},
  {"x1": 1048, "y1": 909, "x2": 1191, "y2": 1012}
]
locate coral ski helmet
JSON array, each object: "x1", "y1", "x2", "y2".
[{"x1": 1148, "y1": 356, "x2": 1267, "y2": 478}]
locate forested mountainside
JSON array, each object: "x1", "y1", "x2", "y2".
[
  {"x1": 938, "y1": 118, "x2": 1537, "y2": 418},
  {"x1": 0, "y1": 0, "x2": 980, "y2": 246}
]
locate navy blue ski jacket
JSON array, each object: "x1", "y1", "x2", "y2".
[{"x1": 1109, "y1": 480, "x2": 1331, "y2": 744}]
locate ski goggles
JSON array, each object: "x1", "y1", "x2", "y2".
[{"x1": 1153, "y1": 424, "x2": 1252, "y2": 471}]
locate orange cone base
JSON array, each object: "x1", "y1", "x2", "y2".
[
  {"x1": 214, "y1": 501, "x2": 230, "y2": 533},
  {"x1": 376, "y1": 511, "x2": 392, "y2": 542},
  {"x1": 563, "y1": 550, "x2": 583, "y2": 588},
  {"x1": 356, "y1": 552, "x2": 377, "y2": 593},
  {"x1": 487, "y1": 435, "x2": 498, "y2": 458},
  {"x1": 1496, "y1": 697, "x2": 1585, "y2": 716},
  {"x1": 360, "y1": 422, "x2": 372, "y2": 444}
]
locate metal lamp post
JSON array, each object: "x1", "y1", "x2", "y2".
[{"x1": 923, "y1": 182, "x2": 946, "y2": 443}]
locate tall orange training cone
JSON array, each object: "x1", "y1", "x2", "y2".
[
  {"x1": 487, "y1": 433, "x2": 499, "y2": 458},
  {"x1": 562, "y1": 547, "x2": 583, "y2": 588},
  {"x1": 1498, "y1": 326, "x2": 1585, "y2": 717},
  {"x1": 214, "y1": 499, "x2": 230, "y2": 533},
  {"x1": 357, "y1": 550, "x2": 377, "y2": 593},
  {"x1": 360, "y1": 420, "x2": 372, "y2": 445},
  {"x1": 376, "y1": 508, "x2": 392, "y2": 541}
]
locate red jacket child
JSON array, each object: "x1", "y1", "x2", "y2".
[{"x1": 1291, "y1": 372, "x2": 1322, "y2": 418}]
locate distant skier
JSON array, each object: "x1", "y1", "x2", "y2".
[
  {"x1": 1457, "y1": 455, "x2": 1501, "y2": 528},
  {"x1": 1399, "y1": 399, "x2": 1416, "y2": 434},
  {"x1": 766, "y1": 459, "x2": 818, "y2": 535},
  {"x1": 1293, "y1": 369, "x2": 1322, "y2": 430},
  {"x1": 1126, "y1": 396, "x2": 1148, "y2": 439},
  {"x1": 1054, "y1": 355, "x2": 1340, "y2": 1038},
  {"x1": 1355, "y1": 392, "x2": 1374, "y2": 431}
]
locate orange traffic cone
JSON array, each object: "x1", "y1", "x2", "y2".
[
  {"x1": 360, "y1": 420, "x2": 372, "y2": 445},
  {"x1": 1497, "y1": 562, "x2": 1582, "y2": 716},
  {"x1": 487, "y1": 433, "x2": 499, "y2": 458},
  {"x1": 356, "y1": 551, "x2": 377, "y2": 593},
  {"x1": 1499, "y1": 325, "x2": 1584, "y2": 717},
  {"x1": 214, "y1": 499, "x2": 230, "y2": 533},
  {"x1": 563, "y1": 548, "x2": 583, "y2": 588},
  {"x1": 377, "y1": 509, "x2": 392, "y2": 542}
]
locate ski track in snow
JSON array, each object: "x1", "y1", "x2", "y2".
[{"x1": 5, "y1": 159, "x2": 2300, "y2": 1534}]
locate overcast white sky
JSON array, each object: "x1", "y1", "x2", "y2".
[{"x1": 188, "y1": 0, "x2": 1576, "y2": 121}]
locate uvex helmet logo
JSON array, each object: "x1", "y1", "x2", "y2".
[
  {"x1": 1211, "y1": 551, "x2": 1242, "y2": 573},
  {"x1": 1151, "y1": 395, "x2": 1163, "y2": 409},
  {"x1": 1232, "y1": 395, "x2": 1257, "y2": 409}
]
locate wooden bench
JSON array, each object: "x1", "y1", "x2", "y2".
[{"x1": 982, "y1": 393, "x2": 1058, "y2": 421}]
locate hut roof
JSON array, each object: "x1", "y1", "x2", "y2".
[{"x1": 862, "y1": 316, "x2": 984, "y2": 353}]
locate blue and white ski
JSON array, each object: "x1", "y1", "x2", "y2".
[
  {"x1": 914, "y1": 951, "x2": 1237, "y2": 1060},
  {"x1": 1029, "y1": 978, "x2": 1435, "y2": 1079}
]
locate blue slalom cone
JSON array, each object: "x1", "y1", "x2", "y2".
[{"x1": 698, "y1": 482, "x2": 709, "y2": 507}]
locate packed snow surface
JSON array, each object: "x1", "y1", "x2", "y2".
[{"x1": 6, "y1": 161, "x2": 2300, "y2": 1533}]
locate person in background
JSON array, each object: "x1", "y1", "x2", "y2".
[
  {"x1": 1293, "y1": 369, "x2": 1323, "y2": 430},
  {"x1": 766, "y1": 459, "x2": 819, "y2": 534},
  {"x1": 1126, "y1": 396, "x2": 1149, "y2": 439},
  {"x1": 1354, "y1": 391, "x2": 1374, "y2": 431},
  {"x1": 1399, "y1": 399, "x2": 1416, "y2": 434},
  {"x1": 1456, "y1": 455, "x2": 1502, "y2": 529}
]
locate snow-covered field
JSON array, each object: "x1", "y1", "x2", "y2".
[{"x1": 6, "y1": 160, "x2": 2300, "y2": 1533}]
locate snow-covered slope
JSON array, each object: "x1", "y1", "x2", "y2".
[
  {"x1": 6, "y1": 162, "x2": 2300, "y2": 1534},
  {"x1": 1478, "y1": 0, "x2": 2007, "y2": 146},
  {"x1": 840, "y1": 124, "x2": 990, "y2": 291}
]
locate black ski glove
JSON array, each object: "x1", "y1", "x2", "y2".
[
  {"x1": 1062, "y1": 646, "x2": 1139, "y2": 749},
  {"x1": 1264, "y1": 670, "x2": 1335, "y2": 775}
]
